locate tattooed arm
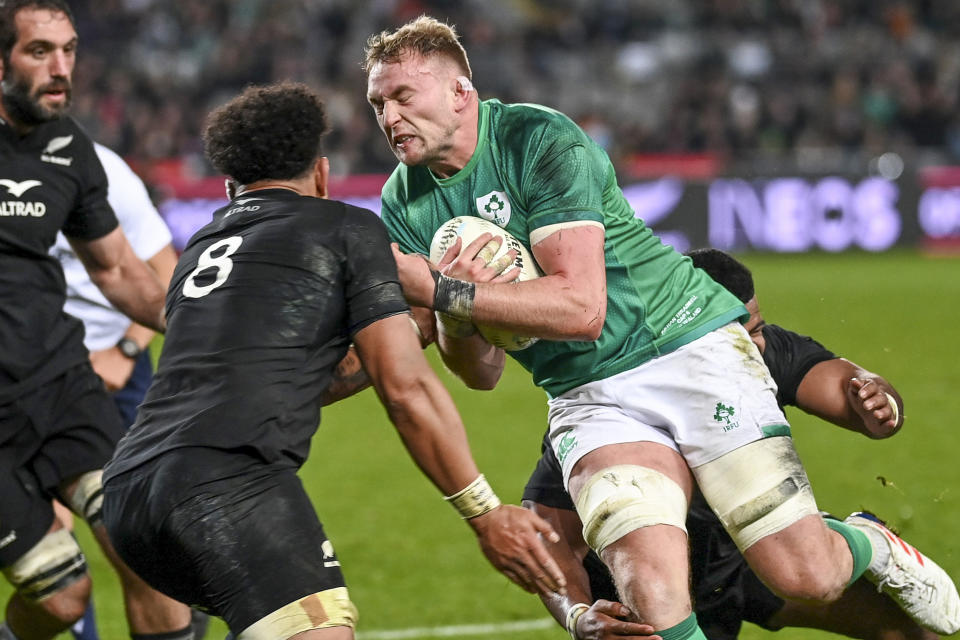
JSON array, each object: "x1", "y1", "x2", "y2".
[
  {"x1": 322, "y1": 346, "x2": 372, "y2": 405},
  {"x1": 322, "y1": 309, "x2": 436, "y2": 406}
]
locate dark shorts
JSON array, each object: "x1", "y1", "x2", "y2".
[
  {"x1": 112, "y1": 350, "x2": 153, "y2": 430},
  {"x1": 0, "y1": 363, "x2": 123, "y2": 566},
  {"x1": 102, "y1": 447, "x2": 348, "y2": 633}
]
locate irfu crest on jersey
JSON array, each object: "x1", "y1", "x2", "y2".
[{"x1": 476, "y1": 190, "x2": 511, "y2": 227}]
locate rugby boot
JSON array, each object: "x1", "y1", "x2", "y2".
[{"x1": 845, "y1": 511, "x2": 960, "y2": 635}]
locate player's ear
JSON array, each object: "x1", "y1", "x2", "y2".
[
  {"x1": 456, "y1": 76, "x2": 474, "y2": 94},
  {"x1": 454, "y1": 75, "x2": 474, "y2": 108},
  {"x1": 314, "y1": 156, "x2": 330, "y2": 199}
]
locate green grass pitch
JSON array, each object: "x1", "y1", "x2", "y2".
[{"x1": 4, "y1": 249, "x2": 958, "y2": 639}]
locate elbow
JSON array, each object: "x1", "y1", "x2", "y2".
[
  {"x1": 462, "y1": 373, "x2": 500, "y2": 391},
  {"x1": 569, "y1": 296, "x2": 605, "y2": 341},
  {"x1": 379, "y1": 374, "x2": 430, "y2": 419},
  {"x1": 449, "y1": 361, "x2": 502, "y2": 390},
  {"x1": 86, "y1": 265, "x2": 114, "y2": 292}
]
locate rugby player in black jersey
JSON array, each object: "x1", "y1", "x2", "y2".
[
  {"x1": 101, "y1": 82, "x2": 565, "y2": 640},
  {"x1": 522, "y1": 249, "x2": 937, "y2": 640},
  {"x1": 0, "y1": 2, "x2": 194, "y2": 639}
]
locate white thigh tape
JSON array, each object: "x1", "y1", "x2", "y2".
[
  {"x1": 67, "y1": 470, "x2": 104, "y2": 524},
  {"x1": 238, "y1": 588, "x2": 358, "y2": 639},
  {"x1": 575, "y1": 465, "x2": 687, "y2": 554},
  {"x1": 693, "y1": 437, "x2": 820, "y2": 551},
  {"x1": 2, "y1": 529, "x2": 87, "y2": 601}
]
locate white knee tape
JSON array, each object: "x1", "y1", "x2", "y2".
[
  {"x1": 66, "y1": 470, "x2": 104, "y2": 525},
  {"x1": 693, "y1": 437, "x2": 820, "y2": 551},
  {"x1": 2, "y1": 529, "x2": 87, "y2": 602},
  {"x1": 574, "y1": 465, "x2": 687, "y2": 555},
  {"x1": 238, "y1": 588, "x2": 358, "y2": 639}
]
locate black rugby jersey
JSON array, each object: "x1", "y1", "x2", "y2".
[
  {"x1": 104, "y1": 190, "x2": 408, "y2": 478},
  {"x1": 0, "y1": 117, "x2": 116, "y2": 404}
]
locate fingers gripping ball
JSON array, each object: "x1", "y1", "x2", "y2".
[{"x1": 430, "y1": 216, "x2": 543, "y2": 351}]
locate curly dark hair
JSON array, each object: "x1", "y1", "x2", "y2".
[
  {"x1": 0, "y1": 0, "x2": 75, "y2": 63},
  {"x1": 202, "y1": 81, "x2": 329, "y2": 186},
  {"x1": 686, "y1": 248, "x2": 755, "y2": 303}
]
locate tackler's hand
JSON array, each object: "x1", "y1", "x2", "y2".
[
  {"x1": 391, "y1": 243, "x2": 437, "y2": 308},
  {"x1": 574, "y1": 600, "x2": 662, "y2": 640},
  {"x1": 467, "y1": 504, "x2": 566, "y2": 596},
  {"x1": 847, "y1": 377, "x2": 901, "y2": 438}
]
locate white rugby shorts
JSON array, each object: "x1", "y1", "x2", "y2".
[{"x1": 548, "y1": 322, "x2": 790, "y2": 487}]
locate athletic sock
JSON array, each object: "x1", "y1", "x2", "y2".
[
  {"x1": 852, "y1": 522, "x2": 893, "y2": 575},
  {"x1": 131, "y1": 625, "x2": 194, "y2": 640},
  {"x1": 656, "y1": 613, "x2": 708, "y2": 640},
  {"x1": 826, "y1": 518, "x2": 876, "y2": 584},
  {"x1": 0, "y1": 622, "x2": 21, "y2": 640},
  {"x1": 71, "y1": 599, "x2": 100, "y2": 640}
]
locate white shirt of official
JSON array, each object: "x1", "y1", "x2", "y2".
[{"x1": 51, "y1": 143, "x2": 173, "y2": 351}]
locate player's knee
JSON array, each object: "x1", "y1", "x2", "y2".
[
  {"x1": 575, "y1": 465, "x2": 687, "y2": 554},
  {"x1": 1, "y1": 528, "x2": 90, "y2": 615},
  {"x1": 63, "y1": 470, "x2": 105, "y2": 526},
  {"x1": 693, "y1": 437, "x2": 820, "y2": 552},
  {"x1": 765, "y1": 566, "x2": 846, "y2": 604},
  {"x1": 38, "y1": 575, "x2": 92, "y2": 626},
  {"x1": 606, "y1": 546, "x2": 678, "y2": 606}
]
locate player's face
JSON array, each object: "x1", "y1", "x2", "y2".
[
  {"x1": 0, "y1": 8, "x2": 76, "y2": 126},
  {"x1": 743, "y1": 296, "x2": 766, "y2": 354},
  {"x1": 367, "y1": 52, "x2": 459, "y2": 173}
]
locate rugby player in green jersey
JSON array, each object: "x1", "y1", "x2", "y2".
[{"x1": 362, "y1": 16, "x2": 959, "y2": 640}]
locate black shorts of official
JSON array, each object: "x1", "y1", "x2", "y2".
[
  {"x1": 103, "y1": 447, "x2": 348, "y2": 633},
  {"x1": 0, "y1": 362, "x2": 123, "y2": 567}
]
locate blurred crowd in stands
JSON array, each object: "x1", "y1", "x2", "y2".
[{"x1": 69, "y1": 0, "x2": 960, "y2": 181}]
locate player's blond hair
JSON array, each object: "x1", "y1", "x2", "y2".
[{"x1": 363, "y1": 15, "x2": 472, "y2": 79}]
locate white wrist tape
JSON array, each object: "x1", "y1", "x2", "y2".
[
  {"x1": 444, "y1": 474, "x2": 501, "y2": 519},
  {"x1": 565, "y1": 603, "x2": 590, "y2": 639},
  {"x1": 884, "y1": 392, "x2": 900, "y2": 425}
]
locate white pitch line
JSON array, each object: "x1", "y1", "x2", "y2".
[{"x1": 356, "y1": 617, "x2": 556, "y2": 639}]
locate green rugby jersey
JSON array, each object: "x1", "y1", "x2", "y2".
[{"x1": 382, "y1": 99, "x2": 746, "y2": 396}]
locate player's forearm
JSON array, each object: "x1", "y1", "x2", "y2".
[
  {"x1": 797, "y1": 359, "x2": 903, "y2": 438},
  {"x1": 467, "y1": 275, "x2": 605, "y2": 341},
  {"x1": 92, "y1": 260, "x2": 166, "y2": 332},
  {"x1": 380, "y1": 374, "x2": 481, "y2": 495},
  {"x1": 523, "y1": 502, "x2": 596, "y2": 627},
  {"x1": 436, "y1": 328, "x2": 505, "y2": 390},
  {"x1": 322, "y1": 347, "x2": 372, "y2": 405},
  {"x1": 540, "y1": 569, "x2": 594, "y2": 629}
]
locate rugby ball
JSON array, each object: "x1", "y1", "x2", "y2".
[{"x1": 429, "y1": 216, "x2": 543, "y2": 351}]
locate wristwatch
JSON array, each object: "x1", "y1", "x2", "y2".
[{"x1": 116, "y1": 337, "x2": 142, "y2": 360}]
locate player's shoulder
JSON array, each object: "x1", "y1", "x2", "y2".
[
  {"x1": 487, "y1": 99, "x2": 584, "y2": 142},
  {"x1": 488, "y1": 99, "x2": 572, "y2": 127},
  {"x1": 252, "y1": 194, "x2": 385, "y2": 240},
  {"x1": 762, "y1": 323, "x2": 820, "y2": 351},
  {"x1": 762, "y1": 323, "x2": 837, "y2": 367}
]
